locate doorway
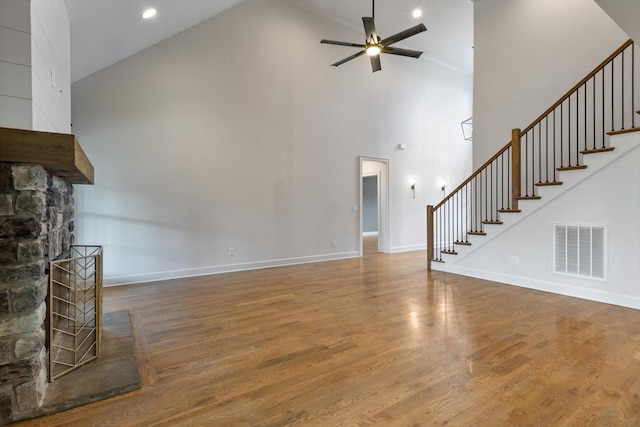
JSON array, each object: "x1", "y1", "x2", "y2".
[
  {"x1": 362, "y1": 173, "x2": 379, "y2": 254},
  {"x1": 359, "y1": 157, "x2": 389, "y2": 255}
]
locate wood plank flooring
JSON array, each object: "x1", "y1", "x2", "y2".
[{"x1": 14, "y1": 242, "x2": 640, "y2": 426}]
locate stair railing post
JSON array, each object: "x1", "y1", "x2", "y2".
[
  {"x1": 427, "y1": 205, "x2": 434, "y2": 270},
  {"x1": 511, "y1": 128, "x2": 521, "y2": 211}
]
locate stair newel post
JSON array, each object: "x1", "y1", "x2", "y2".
[
  {"x1": 511, "y1": 128, "x2": 521, "y2": 211},
  {"x1": 427, "y1": 205, "x2": 434, "y2": 270}
]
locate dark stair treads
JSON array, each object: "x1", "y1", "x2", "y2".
[
  {"x1": 581, "y1": 147, "x2": 615, "y2": 154},
  {"x1": 557, "y1": 165, "x2": 587, "y2": 171},
  {"x1": 536, "y1": 181, "x2": 563, "y2": 187}
]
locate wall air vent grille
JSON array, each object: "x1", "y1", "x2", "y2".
[{"x1": 554, "y1": 224, "x2": 606, "y2": 280}]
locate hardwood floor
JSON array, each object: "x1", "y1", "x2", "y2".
[
  {"x1": 15, "y1": 249, "x2": 640, "y2": 426},
  {"x1": 363, "y1": 234, "x2": 378, "y2": 254}
]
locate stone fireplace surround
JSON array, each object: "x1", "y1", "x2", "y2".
[{"x1": 0, "y1": 127, "x2": 93, "y2": 423}]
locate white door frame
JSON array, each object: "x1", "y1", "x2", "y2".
[{"x1": 359, "y1": 156, "x2": 390, "y2": 255}]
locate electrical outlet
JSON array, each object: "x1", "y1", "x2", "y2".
[
  {"x1": 331, "y1": 240, "x2": 337, "y2": 248},
  {"x1": 228, "y1": 248, "x2": 235, "y2": 256}
]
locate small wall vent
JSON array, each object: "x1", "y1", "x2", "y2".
[{"x1": 554, "y1": 224, "x2": 606, "y2": 280}]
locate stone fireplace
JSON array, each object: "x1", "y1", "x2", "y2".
[{"x1": 0, "y1": 127, "x2": 94, "y2": 424}]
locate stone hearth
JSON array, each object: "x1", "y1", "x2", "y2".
[
  {"x1": 0, "y1": 127, "x2": 94, "y2": 423},
  {"x1": 0, "y1": 163, "x2": 74, "y2": 423}
]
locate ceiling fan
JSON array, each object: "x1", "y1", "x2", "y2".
[{"x1": 320, "y1": 0, "x2": 427, "y2": 73}]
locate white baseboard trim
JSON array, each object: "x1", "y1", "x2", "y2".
[
  {"x1": 363, "y1": 231, "x2": 379, "y2": 236},
  {"x1": 443, "y1": 265, "x2": 640, "y2": 310},
  {"x1": 104, "y1": 251, "x2": 360, "y2": 287},
  {"x1": 390, "y1": 244, "x2": 427, "y2": 253}
]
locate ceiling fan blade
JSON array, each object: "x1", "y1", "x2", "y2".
[
  {"x1": 380, "y1": 23, "x2": 427, "y2": 47},
  {"x1": 321, "y1": 39, "x2": 366, "y2": 48},
  {"x1": 362, "y1": 17, "x2": 378, "y2": 44},
  {"x1": 381, "y1": 46, "x2": 423, "y2": 58},
  {"x1": 370, "y1": 54, "x2": 381, "y2": 72},
  {"x1": 331, "y1": 50, "x2": 366, "y2": 67}
]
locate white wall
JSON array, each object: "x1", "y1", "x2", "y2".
[
  {"x1": 0, "y1": 0, "x2": 32, "y2": 129},
  {"x1": 594, "y1": 0, "x2": 640, "y2": 45},
  {"x1": 71, "y1": 0, "x2": 472, "y2": 285},
  {"x1": 0, "y1": 0, "x2": 70, "y2": 132},
  {"x1": 441, "y1": 133, "x2": 640, "y2": 309},
  {"x1": 473, "y1": 0, "x2": 628, "y2": 168},
  {"x1": 30, "y1": 0, "x2": 71, "y2": 133}
]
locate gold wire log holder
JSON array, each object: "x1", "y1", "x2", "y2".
[{"x1": 49, "y1": 245, "x2": 103, "y2": 382}]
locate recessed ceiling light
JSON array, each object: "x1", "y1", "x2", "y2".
[
  {"x1": 412, "y1": 9, "x2": 423, "y2": 18},
  {"x1": 142, "y1": 8, "x2": 157, "y2": 19}
]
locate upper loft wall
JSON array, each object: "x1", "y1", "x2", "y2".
[
  {"x1": 472, "y1": 0, "x2": 627, "y2": 169},
  {"x1": 594, "y1": 0, "x2": 640, "y2": 45}
]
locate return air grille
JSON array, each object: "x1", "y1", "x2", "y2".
[{"x1": 554, "y1": 224, "x2": 606, "y2": 280}]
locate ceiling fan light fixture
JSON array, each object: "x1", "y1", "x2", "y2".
[{"x1": 366, "y1": 45, "x2": 381, "y2": 56}]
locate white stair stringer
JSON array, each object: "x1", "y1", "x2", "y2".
[{"x1": 431, "y1": 131, "x2": 640, "y2": 272}]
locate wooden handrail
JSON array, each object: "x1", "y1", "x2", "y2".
[
  {"x1": 520, "y1": 39, "x2": 633, "y2": 136},
  {"x1": 434, "y1": 140, "x2": 511, "y2": 210}
]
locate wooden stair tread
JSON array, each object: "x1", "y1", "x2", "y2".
[
  {"x1": 517, "y1": 195, "x2": 541, "y2": 200},
  {"x1": 536, "y1": 181, "x2": 563, "y2": 187},
  {"x1": 441, "y1": 250, "x2": 457, "y2": 255},
  {"x1": 581, "y1": 146, "x2": 614, "y2": 154},
  {"x1": 482, "y1": 220, "x2": 503, "y2": 225},
  {"x1": 468, "y1": 231, "x2": 486, "y2": 236},
  {"x1": 557, "y1": 165, "x2": 587, "y2": 171},
  {"x1": 454, "y1": 241, "x2": 472, "y2": 246},
  {"x1": 498, "y1": 209, "x2": 521, "y2": 213},
  {"x1": 607, "y1": 127, "x2": 640, "y2": 136}
]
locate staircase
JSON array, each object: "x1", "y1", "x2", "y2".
[
  {"x1": 426, "y1": 40, "x2": 640, "y2": 308},
  {"x1": 430, "y1": 129, "x2": 639, "y2": 265}
]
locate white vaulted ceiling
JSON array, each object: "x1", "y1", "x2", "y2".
[
  {"x1": 65, "y1": 0, "x2": 473, "y2": 83},
  {"x1": 65, "y1": 0, "x2": 245, "y2": 82},
  {"x1": 298, "y1": 0, "x2": 473, "y2": 74}
]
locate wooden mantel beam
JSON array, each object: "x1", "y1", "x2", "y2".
[{"x1": 0, "y1": 127, "x2": 94, "y2": 184}]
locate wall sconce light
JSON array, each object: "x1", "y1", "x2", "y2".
[
  {"x1": 437, "y1": 179, "x2": 447, "y2": 194},
  {"x1": 410, "y1": 177, "x2": 418, "y2": 199}
]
